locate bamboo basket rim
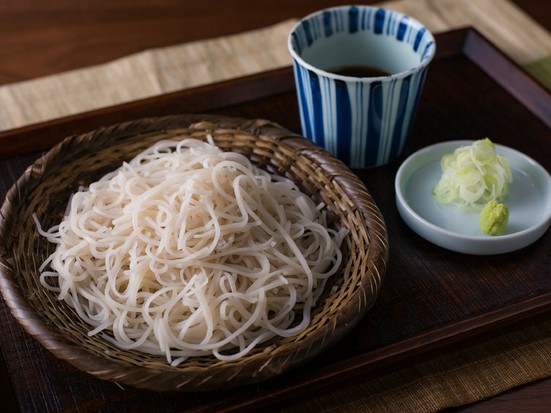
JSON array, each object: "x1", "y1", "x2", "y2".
[{"x1": 0, "y1": 114, "x2": 388, "y2": 391}]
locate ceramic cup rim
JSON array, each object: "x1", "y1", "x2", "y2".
[{"x1": 287, "y1": 5, "x2": 436, "y2": 82}]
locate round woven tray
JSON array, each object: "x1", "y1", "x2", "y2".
[{"x1": 0, "y1": 114, "x2": 388, "y2": 391}]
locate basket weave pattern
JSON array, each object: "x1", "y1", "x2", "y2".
[{"x1": 0, "y1": 114, "x2": 388, "y2": 391}]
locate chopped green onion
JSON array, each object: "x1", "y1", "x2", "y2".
[{"x1": 433, "y1": 138, "x2": 512, "y2": 210}]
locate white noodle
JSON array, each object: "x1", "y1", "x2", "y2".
[{"x1": 36, "y1": 137, "x2": 347, "y2": 364}]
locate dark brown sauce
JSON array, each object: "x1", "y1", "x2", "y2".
[{"x1": 327, "y1": 65, "x2": 390, "y2": 78}]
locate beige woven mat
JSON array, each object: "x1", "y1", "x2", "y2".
[
  {"x1": 0, "y1": 0, "x2": 550, "y2": 132},
  {"x1": 284, "y1": 319, "x2": 551, "y2": 413},
  {"x1": 1, "y1": 0, "x2": 550, "y2": 411}
]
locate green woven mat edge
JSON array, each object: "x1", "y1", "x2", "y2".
[{"x1": 524, "y1": 55, "x2": 551, "y2": 91}]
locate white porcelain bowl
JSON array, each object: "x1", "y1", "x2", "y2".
[{"x1": 395, "y1": 140, "x2": 551, "y2": 255}]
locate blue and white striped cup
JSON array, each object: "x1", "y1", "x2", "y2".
[{"x1": 288, "y1": 5, "x2": 436, "y2": 168}]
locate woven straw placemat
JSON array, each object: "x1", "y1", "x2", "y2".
[
  {"x1": 0, "y1": 0, "x2": 550, "y2": 133},
  {"x1": 0, "y1": 0, "x2": 550, "y2": 411}
]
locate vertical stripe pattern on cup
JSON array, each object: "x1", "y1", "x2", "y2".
[{"x1": 289, "y1": 6, "x2": 435, "y2": 168}]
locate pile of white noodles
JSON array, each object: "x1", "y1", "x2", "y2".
[{"x1": 36, "y1": 137, "x2": 347, "y2": 365}]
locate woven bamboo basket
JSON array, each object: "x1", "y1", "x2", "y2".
[{"x1": 0, "y1": 114, "x2": 388, "y2": 391}]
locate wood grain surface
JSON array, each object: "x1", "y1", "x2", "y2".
[
  {"x1": 0, "y1": 1, "x2": 549, "y2": 85},
  {"x1": 0, "y1": 1, "x2": 550, "y2": 412}
]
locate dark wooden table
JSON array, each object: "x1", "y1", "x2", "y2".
[{"x1": 0, "y1": 1, "x2": 550, "y2": 412}]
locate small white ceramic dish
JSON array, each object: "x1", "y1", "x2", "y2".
[{"x1": 395, "y1": 140, "x2": 551, "y2": 255}]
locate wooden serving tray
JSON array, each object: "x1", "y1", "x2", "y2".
[{"x1": 0, "y1": 28, "x2": 550, "y2": 412}]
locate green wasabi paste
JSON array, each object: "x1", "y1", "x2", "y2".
[{"x1": 480, "y1": 199, "x2": 509, "y2": 236}]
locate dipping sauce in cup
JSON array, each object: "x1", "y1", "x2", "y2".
[{"x1": 288, "y1": 5, "x2": 436, "y2": 168}]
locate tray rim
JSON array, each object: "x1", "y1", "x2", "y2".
[
  {"x1": 0, "y1": 26, "x2": 550, "y2": 411},
  {"x1": 0, "y1": 28, "x2": 549, "y2": 161}
]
